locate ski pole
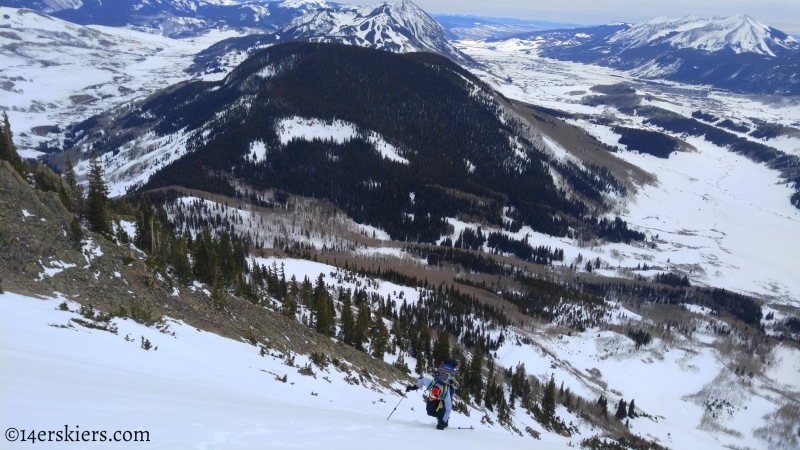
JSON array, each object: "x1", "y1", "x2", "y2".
[
  {"x1": 386, "y1": 394, "x2": 406, "y2": 420},
  {"x1": 456, "y1": 426, "x2": 474, "y2": 430}
]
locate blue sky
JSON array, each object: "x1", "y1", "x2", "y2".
[{"x1": 373, "y1": 0, "x2": 800, "y2": 34}]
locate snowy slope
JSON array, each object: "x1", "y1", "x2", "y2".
[
  {"x1": 4, "y1": 262, "x2": 797, "y2": 450},
  {"x1": 0, "y1": 7, "x2": 246, "y2": 158},
  {"x1": 0, "y1": 291, "x2": 562, "y2": 449},
  {"x1": 1, "y1": 0, "x2": 280, "y2": 34}
]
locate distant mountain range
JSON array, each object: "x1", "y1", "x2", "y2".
[
  {"x1": 499, "y1": 15, "x2": 800, "y2": 95},
  {"x1": 188, "y1": 0, "x2": 474, "y2": 74},
  {"x1": 431, "y1": 14, "x2": 584, "y2": 40},
  {"x1": 0, "y1": 0, "x2": 331, "y2": 35}
]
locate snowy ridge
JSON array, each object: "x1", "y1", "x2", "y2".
[
  {"x1": 277, "y1": 0, "x2": 330, "y2": 9},
  {"x1": 276, "y1": 0, "x2": 471, "y2": 64},
  {"x1": 508, "y1": 14, "x2": 800, "y2": 94},
  {"x1": 607, "y1": 14, "x2": 799, "y2": 56}
]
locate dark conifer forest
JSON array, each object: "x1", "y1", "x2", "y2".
[{"x1": 89, "y1": 42, "x2": 644, "y2": 243}]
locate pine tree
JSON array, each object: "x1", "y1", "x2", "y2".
[
  {"x1": 484, "y1": 376, "x2": 496, "y2": 411},
  {"x1": 193, "y1": 227, "x2": 219, "y2": 284},
  {"x1": 615, "y1": 399, "x2": 628, "y2": 420},
  {"x1": 68, "y1": 216, "x2": 84, "y2": 249},
  {"x1": 542, "y1": 375, "x2": 556, "y2": 419},
  {"x1": 340, "y1": 289, "x2": 355, "y2": 345},
  {"x1": 85, "y1": 151, "x2": 110, "y2": 234},
  {"x1": 284, "y1": 276, "x2": 299, "y2": 318},
  {"x1": 0, "y1": 112, "x2": 25, "y2": 177},
  {"x1": 63, "y1": 154, "x2": 78, "y2": 192},
  {"x1": 414, "y1": 346, "x2": 427, "y2": 376},
  {"x1": 432, "y1": 330, "x2": 450, "y2": 367},
  {"x1": 313, "y1": 274, "x2": 331, "y2": 337},
  {"x1": 170, "y1": 236, "x2": 192, "y2": 284},
  {"x1": 134, "y1": 194, "x2": 155, "y2": 254},
  {"x1": 62, "y1": 154, "x2": 83, "y2": 213},
  {"x1": 468, "y1": 345, "x2": 484, "y2": 404},
  {"x1": 354, "y1": 304, "x2": 370, "y2": 351},
  {"x1": 369, "y1": 310, "x2": 390, "y2": 359},
  {"x1": 628, "y1": 398, "x2": 637, "y2": 418}
]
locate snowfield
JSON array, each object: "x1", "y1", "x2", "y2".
[
  {"x1": 275, "y1": 116, "x2": 409, "y2": 164},
  {"x1": 0, "y1": 291, "x2": 558, "y2": 449}
]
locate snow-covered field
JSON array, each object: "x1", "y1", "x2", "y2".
[{"x1": 455, "y1": 38, "x2": 800, "y2": 306}]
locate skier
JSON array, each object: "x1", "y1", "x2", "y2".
[{"x1": 406, "y1": 358, "x2": 459, "y2": 430}]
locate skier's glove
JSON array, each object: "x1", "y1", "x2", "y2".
[{"x1": 406, "y1": 385, "x2": 419, "y2": 392}]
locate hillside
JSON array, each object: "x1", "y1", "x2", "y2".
[{"x1": 50, "y1": 42, "x2": 641, "y2": 246}]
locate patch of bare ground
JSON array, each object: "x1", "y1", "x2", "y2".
[{"x1": 496, "y1": 95, "x2": 656, "y2": 191}]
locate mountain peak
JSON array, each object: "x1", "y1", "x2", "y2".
[
  {"x1": 608, "y1": 14, "x2": 798, "y2": 56},
  {"x1": 278, "y1": 0, "x2": 473, "y2": 64}
]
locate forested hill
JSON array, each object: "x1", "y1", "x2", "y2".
[{"x1": 90, "y1": 42, "x2": 639, "y2": 244}]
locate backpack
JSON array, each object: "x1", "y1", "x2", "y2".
[{"x1": 426, "y1": 363, "x2": 459, "y2": 401}]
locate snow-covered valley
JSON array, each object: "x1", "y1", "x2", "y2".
[
  {"x1": 455, "y1": 38, "x2": 800, "y2": 306},
  {"x1": 0, "y1": 7, "x2": 246, "y2": 158}
]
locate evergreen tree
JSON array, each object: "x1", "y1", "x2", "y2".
[
  {"x1": 369, "y1": 310, "x2": 390, "y2": 359},
  {"x1": 615, "y1": 399, "x2": 628, "y2": 420},
  {"x1": 468, "y1": 345, "x2": 484, "y2": 405},
  {"x1": 63, "y1": 154, "x2": 78, "y2": 192},
  {"x1": 170, "y1": 236, "x2": 192, "y2": 284},
  {"x1": 354, "y1": 304, "x2": 371, "y2": 351},
  {"x1": 628, "y1": 398, "x2": 636, "y2": 418},
  {"x1": 393, "y1": 352, "x2": 410, "y2": 374},
  {"x1": 0, "y1": 112, "x2": 25, "y2": 177},
  {"x1": 432, "y1": 330, "x2": 450, "y2": 367},
  {"x1": 68, "y1": 216, "x2": 84, "y2": 249},
  {"x1": 284, "y1": 276, "x2": 299, "y2": 318},
  {"x1": 340, "y1": 289, "x2": 355, "y2": 345},
  {"x1": 484, "y1": 376, "x2": 496, "y2": 411},
  {"x1": 85, "y1": 151, "x2": 110, "y2": 234},
  {"x1": 313, "y1": 274, "x2": 331, "y2": 337},
  {"x1": 542, "y1": 375, "x2": 556, "y2": 419},
  {"x1": 414, "y1": 351, "x2": 426, "y2": 376},
  {"x1": 134, "y1": 194, "x2": 155, "y2": 254},
  {"x1": 597, "y1": 395, "x2": 608, "y2": 418},
  {"x1": 62, "y1": 154, "x2": 83, "y2": 213}
]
